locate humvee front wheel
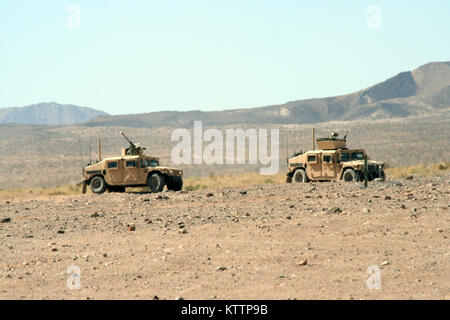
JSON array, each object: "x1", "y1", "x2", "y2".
[
  {"x1": 343, "y1": 169, "x2": 358, "y2": 182},
  {"x1": 167, "y1": 176, "x2": 183, "y2": 191},
  {"x1": 293, "y1": 169, "x2": 308, "y2": 183},
  {"x1": 90, "y1": 176, "x2": 107, "y2": 194},
  {"x1": 148, "y1": 173, "x2": 166, "y2": 193}
]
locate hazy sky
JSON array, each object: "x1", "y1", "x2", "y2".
[{"x1": 0, "y1": 0, "x2": 449, "y2": 115}]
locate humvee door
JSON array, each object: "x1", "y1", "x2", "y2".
[
  {"x1": 123, "y1": 158, "x2": 146, "y2": 184},
  {"x1": 322, "y1": 153, "x2": 337, "y2": 179},
  {"x1": 306, "y1": 153, "x2": 321, "y2": 179},
  {"x1": 105, "y1": 159, "x2": 123, "y2": 185}
]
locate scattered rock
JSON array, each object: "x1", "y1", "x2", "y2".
[
  {"x1": 239, "y1": 190, "x2": 247, "y2": 195},
  {"x1": 176, "y1": 296, "x2": 184, "y2": 300},
  {"x1": 206, "y1": 192, "x2": 214, "y2": 197},
  {"x1": 90, "y1": 213, "x2": 100, "y2": 218},
  {"x1": 178, "y1": 228, "x2": 187, "y2": 234},
  {"x1": 384, "y1": 196, "x2": 392, "y2": 200},
  {"x1": 128, "y1": 224, "x2": 136, "y2": 232},
  {"x1": 1, "y1": 218, "x2": 11, "y2": 223},
  {"x1": 380, "y1": 260, "x2": 389, "y2": 266},
  {"x1": 297, "y1": 259, "x2": 308, "y2": 266},
  {"x1": 152, "y1": 295, "x2": 159, "y2": 300},
  {"x1": 57, "y1": 230, "x2": 65, "y2": 234},
  {"x1": 51, "y1": 247, "x2": 58, "y2": 252},
  {"x1": 216, "y1": 266, "x2": 227, "y2": 272},
  {"x1": 327, "y1": 207, "x2": 342, "y2": 214},
  {"x1": 405, "y1": 176, "x2": 414, "y2": 180}
]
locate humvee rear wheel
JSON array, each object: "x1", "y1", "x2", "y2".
[
  {"x1": 148, "y1": 173, "x2": 166, "y2": 193},
  {"x1": 293, "y1": 169, "x2": 308, "y2": 183},
  {"x1": 90, "y1": 176, "x2": 107, "y2": 194},
  {"x1": 167, "y1": 176, "x2": 183, "y2": 191},
  {"x1": 343, "y1": 169, "x2": 357, "y2": 182}
]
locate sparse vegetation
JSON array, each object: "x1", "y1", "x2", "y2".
[
  {"x1": 184, "y1": 172, "x2": 286, "y2": 190},
  {"x1": 0, "y1": 162, "x2": 448, "y2": 199},
  {"x1": 0, "y1": 184, "x2": 82, "y2": 199},
  {"x1": 385, "y1": 162, "x2": 450, "y2": 179}
]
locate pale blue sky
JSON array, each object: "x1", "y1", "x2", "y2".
[{"x1": 0, "y1": 0, "x2": 449, "y2": 115}]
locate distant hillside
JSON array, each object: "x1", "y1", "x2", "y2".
[
  {"x1": 0, "y1": 102, "x2": 109, "y2": 125},
  {"x1": 87, "y1": 61, "x2": 450, "y2": 128}
]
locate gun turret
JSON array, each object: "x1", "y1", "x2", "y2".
[{"x1": 120, "y1": 131, "x2": 146, "y2": 155}]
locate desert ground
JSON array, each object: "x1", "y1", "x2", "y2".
[{"x1": 0, "y1": 175, "x2": 449, "y2": 300}]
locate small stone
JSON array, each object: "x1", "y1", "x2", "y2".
[
  {"x1": 239, "y1": 190, "x2": 247, "y2": 195},
  {"x1": 436, "y1": 228, "x2": 443, "y2": 233},
  {"x1": 178, "y1": 228, "x2": 187, "y2": 234},
  {"x1": 327, "y1": 207, "x2": 342, "y2": 214},
  {"x1": 1, "y1": 218, "x2": 11, "y2": 223},
  {"x1": 90, "y1": 213, "x2": 99, "y2": 218},
  {"x1": 176, "y1": 296, "x2": 184, "y2": 301},
  {"x1": 297, "y1": 259, "x2": 308, "y2": 266},
  {"x1": 362, "y1": 208, "x2": 370, "y2": 214},
  {"x1": 380, "y1": 260, "x2": 389, "y2": 266},
  {"x1": 57, "y1": 230, "x2": 65, "y2": 234},
  {"x1": 128, "y1": 224, "x2": 136, "y2": 232},
  {"x1": 206, "y1": 192, "x2": 214, "y2": 197},
  {"x1": 384, "y1": 196, "x2": 392, "y2": 200},
  {"x1": 152, "y1": 295, "x2": 159, "y2": 300},
  {"x1": 51, "y1": 247, "x2": 58, "y2": 252},
  {"x1": 216, "y1": 266, "x2": 227, "y2": 272},
  {"x1": 405, "y1": 176, "x2": 413, "y2": 180}
]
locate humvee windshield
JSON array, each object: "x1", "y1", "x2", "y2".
[
  {"x1": 140, "y1": 158, "x2": 159, "y2": 167},
  {"x1": 351, "y1": 152, "x2": 364, "y2": 160},
  {"x1": 340, "y1": 152, "x2": 364, "y2": 161}
]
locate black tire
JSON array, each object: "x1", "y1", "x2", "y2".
[
  {"x1": 293, "y1": 169, "x2": 308, "y2": 183},
  {"x1": 167, "y1": 176, "x2": 183, "y2": 191},
  {"x1": 90, "y1": 176, "x2": 107, "y2": 194},
  {"x1": 148, "y1": 173, "x2": 166, "y2": 193},
  {"x1": 343, "y1": 169, "x2": 358, "y2": 182},
  {"x1": 379, "y1": 169, "x2": 386, "y2": 181},
  {"x1": 286, "y1": 174, "x2": 293, "y2": 183}
]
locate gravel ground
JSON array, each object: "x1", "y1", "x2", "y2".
[{"x1": 0, "y1": 175, "x2": 449, "y2": 300}]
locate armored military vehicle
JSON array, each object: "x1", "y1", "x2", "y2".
[
  {"x1": 286, "y1": 132, "x2": 385, "y2": 183},
  {"x1": 82, "y1": 131, "x2": 183, "y2": 194}
]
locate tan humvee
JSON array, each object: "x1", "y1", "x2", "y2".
[
  {"x1": 286, "y1": 135, "x2": 385, "y2": 183},
  {"x1": 82, "y1": 132, "x2": 183, "y2": 194}
]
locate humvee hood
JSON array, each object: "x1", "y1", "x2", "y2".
[{"x1": 343, "y1": 160, "x2": 384, "y2": 167}]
